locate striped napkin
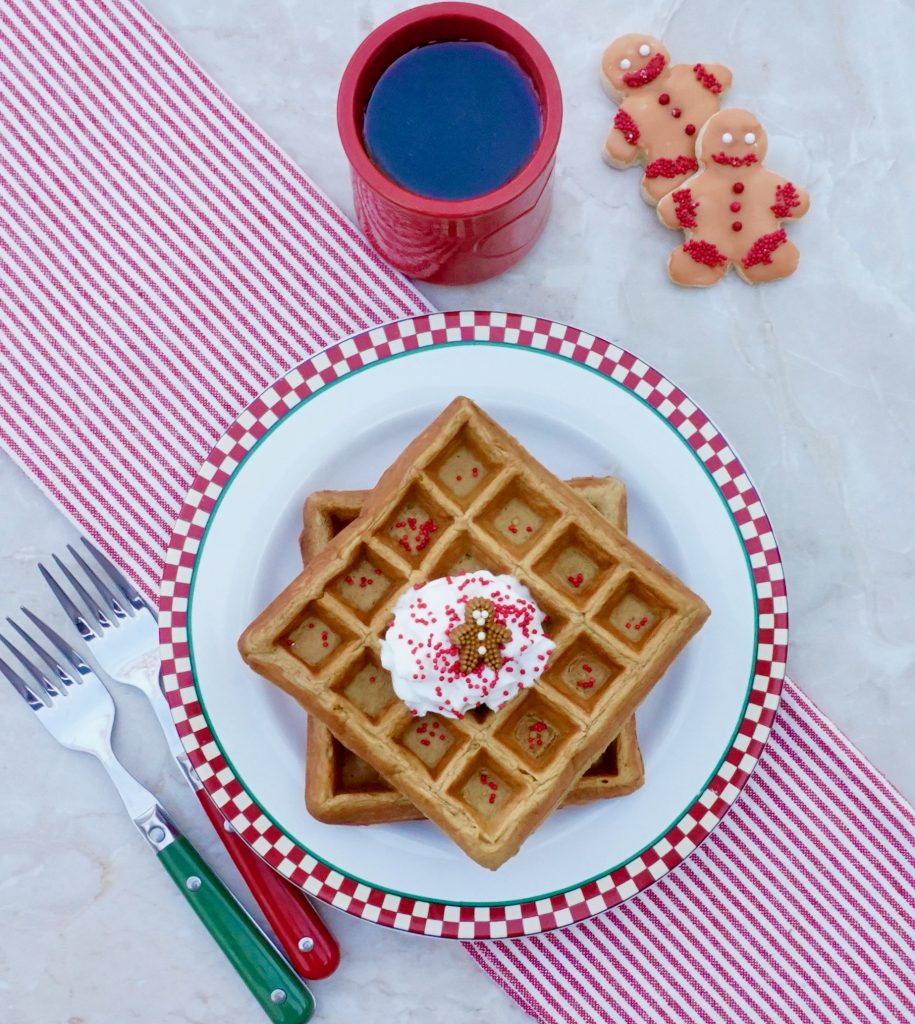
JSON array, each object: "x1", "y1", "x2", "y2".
[{"x1": 1, "y1": 3, "x2": 912, "y2": 1023}]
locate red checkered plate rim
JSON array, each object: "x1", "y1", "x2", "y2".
[{"x1": 159, "y1": 311, "x2": 787, "y2": 939}]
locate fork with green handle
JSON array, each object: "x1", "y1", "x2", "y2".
[
  {"x1": 37, "y1": 539, "x2": 339, "y2": 980},
  {"x1": 0, "y1": 610, "x2": 315, "y2": 1023}
]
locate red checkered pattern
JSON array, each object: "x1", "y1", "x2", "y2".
[{"x1": 160, "y1": 312, "x2": 786, "y2": 939}]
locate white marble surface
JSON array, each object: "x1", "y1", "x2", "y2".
[{"x1": 2, "y1": 0, "x2": 914, "y2": 1021}]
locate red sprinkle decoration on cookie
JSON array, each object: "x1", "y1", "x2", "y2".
[
  {"x1": 613, "y1": 108, "x2": 640, "y2": 146},
  {"x1": 742, "y1": 229, "x2": 788, "y2": 269},
  {"x1": 672, "y1": 188, "x2": 699, "y2": 228},
  {"x1": 682, "y1": 239, "x2": 728, "y2": 268},
  {"x1": 645, "y1": 155, "x2": 698, "y2": 180},
  {"x1": 693, "y1": 62, "x2": 724, "y2": 94},
  {"x1": 771, "y1": 182, "x2": 801, "y2": 219}
]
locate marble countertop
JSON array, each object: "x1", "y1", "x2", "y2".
[{"x1": 2, "y1": 0, "x2": 913, "y2": 1021}]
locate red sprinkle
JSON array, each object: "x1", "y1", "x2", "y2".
[
  {"x1": 658, "y1": 93, "x2": 670, "y2": 105},
  {"x1": 472, "y1": 467, "x2": 479, "y2": 477},
  {"x1": 568, "y1": 573, "x2": 584, "y2": 589},
  {"x1": 730, "y1": 201, "x2": 741, "y2": 213},
  {"x1": 622, "y1": 52, "x2": 666, "y2": 88},
  {"x1": 712, "y1": 152, "x2": 757, "y2": 168},
  {"x1": 488, "y1": 793, "x2": 496, "y2": 804},
  {"x1": 685, "y1": 123, "x2": 696, "y2": 136},
  {"x1": 671, "y1": 107, "x2": 682, "y2": 119},
  {"x1": 645, "y1": 155, "x2": 698, "y2": 179},
  {"x1": 693, "y1": 62, "x2": 723, "y2": 94},
  {"x1": 771, "y1": 181, "x2": 801, "y2": 219},
  {"x1": 420, "y1": 738, "x2": 431, "y2": 746},
  {"x1": 672, "y1": 188, "x2": 698, "y2": 228},
  {"x1": 682, "y1": 238, "x2": 727, "y2": 268},
  {"x1": 613, "y1": 108, "x2": 640, "y2": 146},
  {"x1": 733, "y1": 182, "x2": 744, "y2": 194},
  {"x1": 732, "y1": 221, "x2": 743, "y2": 232},
  {"x1": 742, "y1": 229, "x2": 788, "y2": 269}
]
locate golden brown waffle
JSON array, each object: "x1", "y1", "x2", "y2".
[
  {"x1": 240, "y1": 397, "x2": 709, "y2": 869},
  {"x1": 300, "y1": 477, "x2": 644, "y2": 825}
]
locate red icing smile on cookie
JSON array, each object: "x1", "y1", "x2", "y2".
[
  {"x1": 622, "y1": 51, "x2": 667, "y2": 87},
  {"x1": 712, "y1": 152, "x2": 758, "y2": 167}
]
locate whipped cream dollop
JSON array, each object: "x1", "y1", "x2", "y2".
[{"x1": 380, "y1": 571, "x2": 555, "y2": 719}]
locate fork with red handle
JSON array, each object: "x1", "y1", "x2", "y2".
[{"x1": 38, "y1": 538, "x2": 340, "y2": 981}]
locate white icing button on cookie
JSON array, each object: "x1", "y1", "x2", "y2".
[
  {"x1": 744, "y1": 132, "x2": 757, "y2": 144},
  {"x1": 477, "y1": 645, "x2": 486, "y2": 655},
  {"x1": 620, "y1": 58, "x2": 631, "y2": 70},
  {"x1": 639, "y1": 43, "x2": 651, "y2": 56},
  {"x1": 722, "y1": 132, "x2": 734, "y2": 144}
]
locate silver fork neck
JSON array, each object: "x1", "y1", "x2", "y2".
[{"x1": 95, "y1": 741, "x2": 159, "y2": 825}]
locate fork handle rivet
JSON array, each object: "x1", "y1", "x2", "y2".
[
  {"x1": 270, "y1": 989, "x2": 287, "y2": 1004},
  {"x1": 185, "y1": 875, "x2": 202, "y2": 891},
  {"x1": 148, "y1": 826, "x2": 166, "y2": 844},
  {"x1": 297, "y1": 936, "x2": 314, "y2": 952}
]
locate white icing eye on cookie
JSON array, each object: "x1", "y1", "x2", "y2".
[
  {"x1": 619, "y1": 58, "x2": 632, "y2": 69},
  {"x1": 744, "y1": 132, "x2": 757, "y2": 144},
  {"x1": 721, "y1": 132, "x2": 734, "y2": 144},
  {"x1": 638, "y1": 43, "x2": 651, "y2": 56}
]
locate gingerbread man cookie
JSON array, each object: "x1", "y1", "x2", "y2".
[
  {"x1": 656, "y1": 109, "x2": 810, "y2": 286},
  {"x1": 601, "y1": 34, "x2": 732, "y2": 205}
]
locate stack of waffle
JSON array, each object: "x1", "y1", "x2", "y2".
[{"x1": 240, "y1": 398, "x2": 709, "y2": 869}]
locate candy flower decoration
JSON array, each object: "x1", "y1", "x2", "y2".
[
  {"x1": 656, "y1": 108, "x2": 810, "y2": 286},
  {"x1": 600, "y1": 33, "x2": 732, "y2": 205}
]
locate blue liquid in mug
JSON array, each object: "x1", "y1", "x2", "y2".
[{"x1": 362, "y1": 41, "x2": 543, "y2": 201}]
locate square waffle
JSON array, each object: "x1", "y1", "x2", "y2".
[
  {"x1": 240, "y1": 397, "x2": 709, "y2": 868},
  {"x1": 300, "y1": 477, "x2": 645, "y2": 825}
]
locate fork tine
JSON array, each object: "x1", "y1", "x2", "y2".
[
  {"x1": 0, "y1": 631, "x2": 62, "y2": 700},
  {"x1": 67, "y1": 544, "x2": 129, "y2": 622},
  {"x1": 6, "y1": 617, "x2": 78, "y2": 689},
  {"x1": 52, "y1": 555, "x2": 110, "y2": 631},
  {"x1": 81, "y1": 537, "x2": 151, "y2": 616},
  {"x1": 39, "y1": 562, "x2": 99, "y2": 642},
  {"x1": 18, "y1": 607, "x2": 89, "y2": 675},
  {"x1": 0, "y1": 651, "x2": 46, "y2": 711}
]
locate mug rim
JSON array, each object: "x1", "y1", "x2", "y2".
[{"x1": 337, "y1": 2, "x2": 563, "y2": 219}]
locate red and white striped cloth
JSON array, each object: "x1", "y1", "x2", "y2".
[
  {"x1": 467, "y1": 683, "x2": 915, "y2": 1023},
  {"x1": 0, "y1": 0, "x2": 430, "y2": 595},
  {"x1": 0, "y1": 3, "x2": 912, "y2": 1022}
]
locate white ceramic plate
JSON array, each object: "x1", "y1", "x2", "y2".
[{"x1": 161, "y1": 312, "x2": 786, "y2": 938}]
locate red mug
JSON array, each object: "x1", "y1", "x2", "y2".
[{"x1": 337, "y1": 2, "x2": 562, "y2": 285}]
